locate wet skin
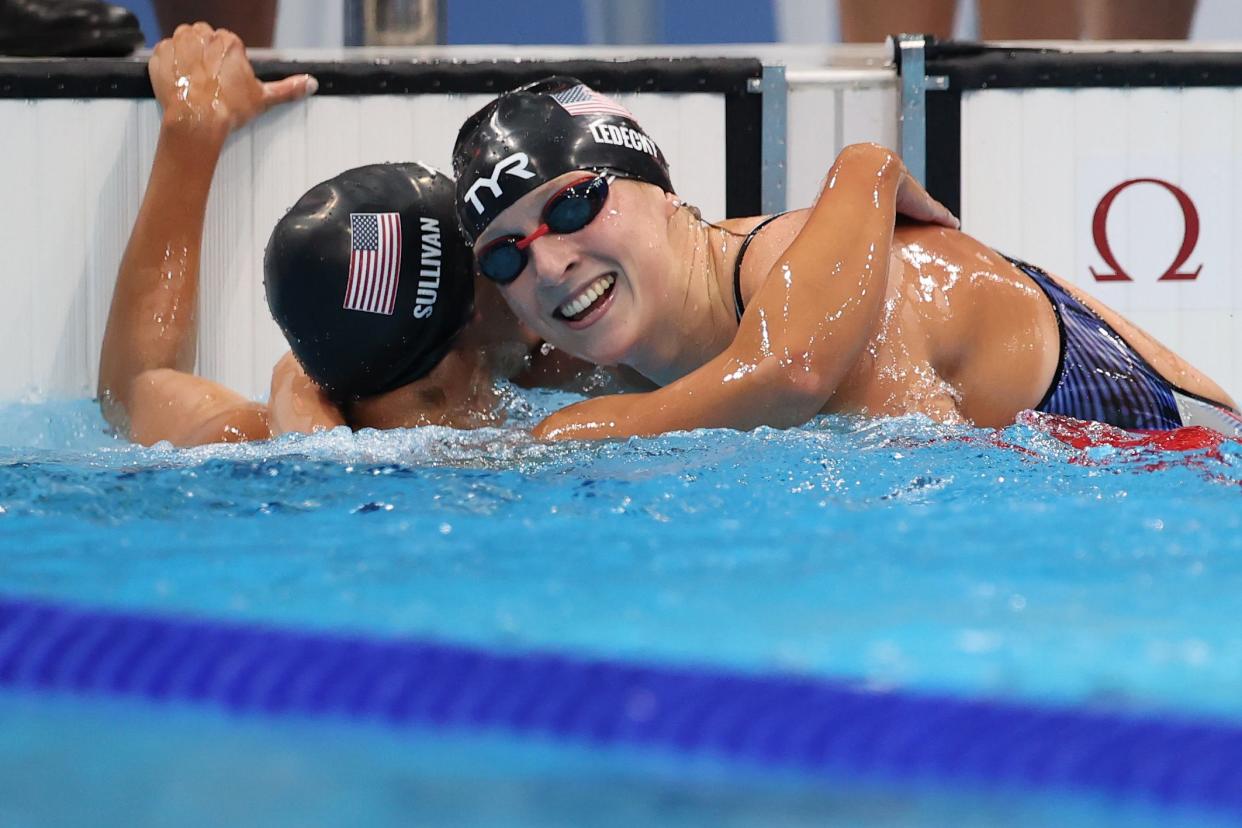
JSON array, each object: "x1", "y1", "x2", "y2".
[
  {"x1": 734, "y1": 217, "x2": 1235, "y2": 429},
  {"x1": 97, "y1": 22, "x2": 322, "y2": 446},
  {"x1": 472, "y1": 145, "x2": 1235, "y2": 440}
]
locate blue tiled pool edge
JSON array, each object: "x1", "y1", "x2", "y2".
[{"x1": 1, "y1": 594, "x2": 1240, "y2": 815}]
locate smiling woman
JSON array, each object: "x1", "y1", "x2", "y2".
[{"x1": 452, "y1": 76, "x2": 1242, "y2": 441}]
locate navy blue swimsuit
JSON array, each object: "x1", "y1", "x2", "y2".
[
  {"x1": 1008, "y1": 257, "x2": 1240, "y2": 433},
  {"x1": 731, "y1": 218, "x2": 1242, "y2": 434}
]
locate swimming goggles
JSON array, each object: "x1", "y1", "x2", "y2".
[{"x1": 474, "y1": 173, "x2": 613, "y2": 284}]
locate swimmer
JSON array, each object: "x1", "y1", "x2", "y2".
[
  {"x1": 98, "y1": 26, "x2": 623, "y2": 447},
  {"x1": 452, "y1": 77, "x2": 1242, "y2": 440}
]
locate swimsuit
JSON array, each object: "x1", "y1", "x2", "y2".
[
  {"x1": 733, "y1": 213, "x2": 785, "y2": 325},
  {"x1": 1009, "y1": 258, "x2": 1242, "y2": 435},
  {"x1": 731, "y1": 217, "x2": 1242, "y2": 434}
]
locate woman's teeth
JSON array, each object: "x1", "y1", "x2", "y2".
[{"x1": 558, "y1": 274, "x2": 615, "y2": 319}]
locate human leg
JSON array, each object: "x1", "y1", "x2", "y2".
[
  {"x1": 152, "y1": 0, "x2": 278, "y2": 46},
  {"x1": 1079, "y1": 0, "x2": 1197, "y2": 39},
  {"x1": 977, "y1": 0, "x2": 1080, "y2": 40},
  {"x1": 838, "y1": 0, "x2": 957, "y2": 42}
]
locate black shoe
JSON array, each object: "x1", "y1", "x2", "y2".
[{"x1": 0, "y1": 0, "x2": 145, "y2": 57}]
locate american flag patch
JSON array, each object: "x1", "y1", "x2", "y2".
[
  {"x1": 344, "y1": 213, "x2": 402, "y2": 315},
  {"x1": 550, "y1": 84, "x2": 634, "y2": 120}
]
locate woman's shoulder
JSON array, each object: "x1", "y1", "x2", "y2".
[
  {"x1": 733, "y1": 209, "x2": 811, "y2": 305},
  {"x1": 719, "y1": 209, "x2": 808, "y2": 240}
]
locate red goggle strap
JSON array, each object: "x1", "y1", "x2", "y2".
[{"x1": 513, "y1": 223, "x2": 550, "y2": 252}]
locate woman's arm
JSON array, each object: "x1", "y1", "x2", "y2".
[
  {"x1": 97, "y1": 23, "x2": 315, "y2": 445},
  {"x1": 267, "y1": 352, "x2": 348, "y2": 436},
  {"x1": 534, "y1": 144, "x2": 953, "y2": 440}
]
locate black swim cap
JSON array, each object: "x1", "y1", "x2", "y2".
[
  {"x1": 264, "y1": 163, "x2": 473, "y2": 402},
  {"x1": 452, "y1": 76, "x2": 674, "y2": 243}
]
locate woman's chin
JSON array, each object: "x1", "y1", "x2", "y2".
[
  {"x1": 587, "y1": 339, "x2": 637, "y2": 369},
  {"x1": 554, "y1": 332, "x2": 634, "y2": 369}
]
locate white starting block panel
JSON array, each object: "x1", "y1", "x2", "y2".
[{"x1": 929, "y1": 46, "x2": 1242, "y2": 401}]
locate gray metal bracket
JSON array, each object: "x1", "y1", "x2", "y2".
[
  {"x1": 895, "y1": 34, "x2": 949, "y2": 185},
  {"x1": 754, "y1": 65, "x2": 788, "y2": 215},
  {"x1": 344, "y1": 0, "x2": 444, "y2": 46}
]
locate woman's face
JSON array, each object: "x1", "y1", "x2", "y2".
[{"x1": 473, "y1": 172, "x2": 678, "y2": 367}]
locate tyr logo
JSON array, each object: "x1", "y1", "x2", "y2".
[
  {"x1": 464, "y1": 152, "x2": 536, "y2": 214},
  {"x1": 1090, "y1": 178, "x2": 1201, "y2": 283}
]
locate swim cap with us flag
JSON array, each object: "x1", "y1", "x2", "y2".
[
  {"x1": 452, "y1": 76, "x2": 674, "y2": 243},
  {"x1": 264, "y1": 163, "x2": 474, "y2": 402}
]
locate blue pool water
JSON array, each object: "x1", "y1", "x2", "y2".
[{"x1": 1, "y1": 389, "x2": 1240, "y2": 826}]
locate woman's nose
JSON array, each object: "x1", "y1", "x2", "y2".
[{"x1": 526, "y1": 232, "x2": 578, "y2": 286}]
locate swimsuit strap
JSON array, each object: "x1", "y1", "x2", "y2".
[{"x1": 732, "y1": 213, "x2": 787, "y2": 323}]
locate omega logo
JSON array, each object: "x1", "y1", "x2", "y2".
[{"x1": 1090, "y1": 177, "x2": 1202, "y2": 283}]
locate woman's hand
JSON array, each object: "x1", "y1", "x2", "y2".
[
  {"x1": 148, "y1": 22, "x2": 316, "y2": 138},
  {"x1": 895, "y1": 168, "x2": 959, "y2": 229},
  {"x1": 832, "y1": 144, "x2": 957, "y2": 229}
]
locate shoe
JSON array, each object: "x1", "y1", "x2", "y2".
[{"x1": 0, "y1": 0, "x2": 145, "y2": 57}]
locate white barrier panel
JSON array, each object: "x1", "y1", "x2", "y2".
[
  {"x1": 924, "y1": 46, "x2": 1242, "y2": 403},
  {"x1": 786, "y1": 68, "x2": 898, "y2": 209},
  {"x1": 959, "y1": 84, "x2": 1241, "y2": 401},
  {"x1": 0, "y1": 62, "x2": 746, "y2": 402}
]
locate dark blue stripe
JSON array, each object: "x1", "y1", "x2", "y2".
[{"x1": 2, "y1": 595, "x2": 1241, "y2": 813}]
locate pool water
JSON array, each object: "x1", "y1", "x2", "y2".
[{"x1": 1, "y1": 389, "x2": 1240, "y2": 826}]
